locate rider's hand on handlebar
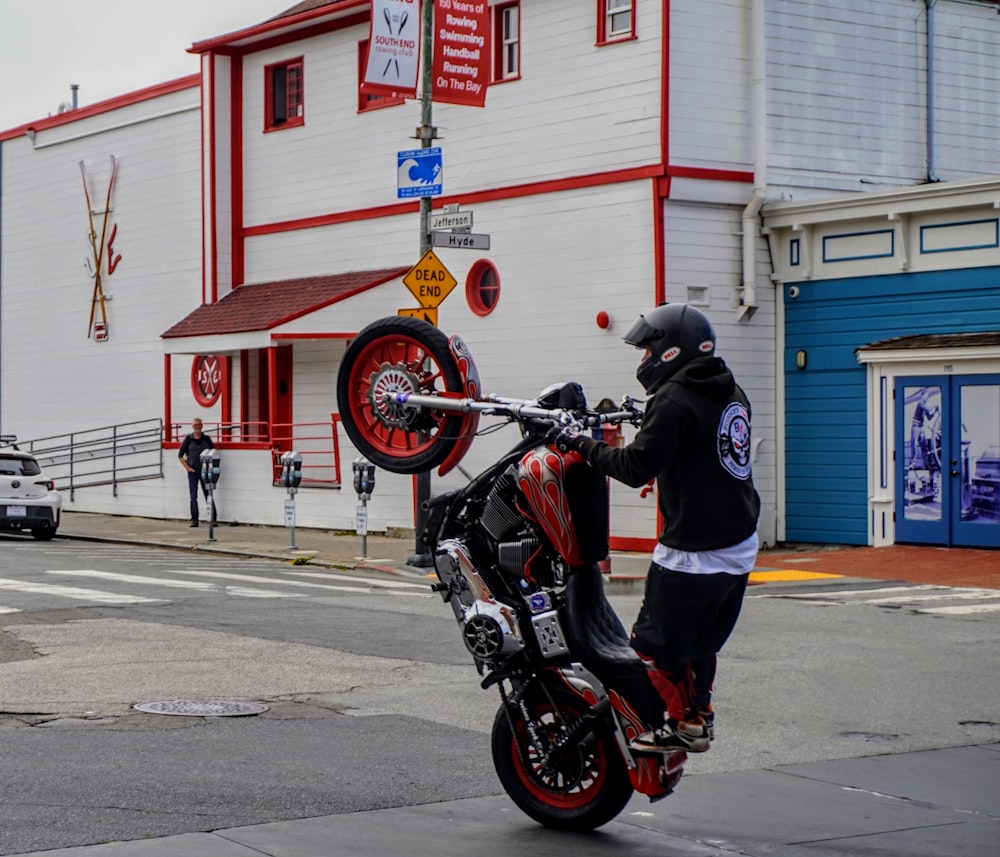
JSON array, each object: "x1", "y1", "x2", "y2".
[{"x1": 548, "y1": 424, "x2": 584, "y2": 454}]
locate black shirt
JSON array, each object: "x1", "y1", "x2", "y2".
[{"x1": 576, "y1": 357, "x2": 760, "y2": 552}]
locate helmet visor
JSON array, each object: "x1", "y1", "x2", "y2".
[{"x1": 621, "y1": 314, "x2": 662, "y2": 349}]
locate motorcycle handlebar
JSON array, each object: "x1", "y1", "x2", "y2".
[{"x1": 381, "y1": 391, "x2": 643, "y2": 428}]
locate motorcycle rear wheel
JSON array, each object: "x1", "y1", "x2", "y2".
[
  {"x1": 336, "y1": 316, "x2": 464, "y2": 474},
  {"x1": 491, "y1": 685, "x2": 633, "y2": 831}
]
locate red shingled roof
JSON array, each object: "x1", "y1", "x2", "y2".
[{"x1": 162, "y1": 267, "x2": 409, "y2": 339}]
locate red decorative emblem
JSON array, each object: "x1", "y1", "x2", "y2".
[{"x1": 192, "y1": 355, "x2": 223, "y2": 407}]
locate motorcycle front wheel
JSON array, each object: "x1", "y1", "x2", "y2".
[
  {"x1": 336, "y1": 316, "x2": 464, "y2": 474},
  {"x1": 491, "y1": 685, "x2": 633, "y2": 831}
]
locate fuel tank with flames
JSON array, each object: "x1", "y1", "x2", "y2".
[{"x1": 517, "y1": 446, "x2": 610, "y2": 566}]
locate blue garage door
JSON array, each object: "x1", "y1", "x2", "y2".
[{"x1": 784, "y1": 266, "x2": 1000, "y2": 545}]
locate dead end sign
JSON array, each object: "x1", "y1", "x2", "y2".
[{"x1": 403, "y1": 249, "x2": 458, "y2": 308}]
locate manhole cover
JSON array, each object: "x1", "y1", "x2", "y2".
[{"x1": 133, "y1": 700, "x2": 269, "y2": 717}]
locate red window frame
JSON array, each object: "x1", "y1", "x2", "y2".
[
  {"x1": 358, "y1": 39, "x2": 405, "y2": 112},
  {"x1": 466, "y1": 259, "x2": 500, "y2": 316},
  {"x1": 596, "y1": 0, "x2": 636, "y2": 46},
  {"x1": 264, "y1": 57, "x2": 305, "y2": 131},
  {"x1": 492, "y1": 2, "x2": 521, "y2": 83}
]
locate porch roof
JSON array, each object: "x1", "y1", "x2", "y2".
[
  {"x1": 860, "y1": 332, "x2": 1000, "y2": 351},
  {"x1": 161, "y1": 267, "x2": 409, "y2": 340}
]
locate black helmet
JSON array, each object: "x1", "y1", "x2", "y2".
[{"x1": 622, "y1": 303, "x2": 716, "y2": 392}]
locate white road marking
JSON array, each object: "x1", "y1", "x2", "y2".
[
  {"x1": 46, "y1": 569, "x2": 305, "y2": 599},
  {"x1": 0, "y1": 577, "x2": 160, "y2": 604},
  {"x1": 281, "y1": 570, "x2": 429, "y2": 590}
]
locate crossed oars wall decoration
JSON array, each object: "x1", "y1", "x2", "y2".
[{"x1": 80, "y1": 155, "x2": 117, "y2": 339}]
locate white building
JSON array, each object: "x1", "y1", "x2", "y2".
[{"x1": 2, "y1": 0, "x2": 999, "y2": 550}]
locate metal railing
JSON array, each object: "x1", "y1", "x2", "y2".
[
  {"x1": 20, "y1": 418, "x2": 164, "y2": 499},
  {"x1": 270, "y1": 415, "x2": 343, "y2": 487}
]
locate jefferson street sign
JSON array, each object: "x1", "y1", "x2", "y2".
[{"x1": 429, "y1": 210, "x2": 473, "y2": 231}]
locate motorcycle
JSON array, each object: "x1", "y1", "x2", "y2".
[{"x1": 336, "y1": 316, "x2": 687, "y2": 831}]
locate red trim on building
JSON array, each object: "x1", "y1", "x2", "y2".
[
  {"x1": 667, "y1": 165, "x2": 755, "y2": 183},
  {"x1": 270, "y1": 332, "x2": 357, "y2": 341},
  {"x1": 231, "y1": 55, "x2": 245, "y2": 289},
  {"x1": 1, "y1": 74, "x2": 199, "y2": 140},
  {"x1": 653, "y1": 178, "x2": 667, "y2": 305},
  {"x1": 188, "y1": 2, "x2": 367, "y2": 54},
  {"x1": 661, "y1": 0, "x2": 670, "y2": 172},
  {"x1": 208, "y1": 55, "x2": 219, "y2": 304},
  {"x1": 198, "y1": 61, "x2": 207, "y2": 307},
  {"x1": 608, "y1": 536, "x2": 657, "y2": 552},
  {"x1": 243, "y1": 165, "x2": 664, "y2": 237},
  {"x1": 163, "y1": 355, "x2": 173, "y2": 443}
]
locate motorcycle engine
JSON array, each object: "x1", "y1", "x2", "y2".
[
  {"x1": 434, "y1": 539, "x2": 524, "y2": 665},
  {"x1": 479, "y1": 470, "x2": 543, "y2": 581}
]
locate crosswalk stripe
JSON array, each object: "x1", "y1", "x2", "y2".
[
  {"x1": 282, "y1": 570, "x2": 429, "y2": 590},
  {"x1": 914, "y1": 603, "x2": 1000, "y2": 616},
  {"x1": 163, "y1": 568, "x2": 397, "y2": 594},
  {"x1": 0, "y1": 577, "x2": 160, "y2": 605},
  {"x1": 0, "y1": 605, "x2": 22, "y2": 615},
  {"x1": 752, "y1": 582, "x2": 1000, "y2": 614},
  {"x1": 45, "y1": 569, "x2": 305, "y2": 599}
]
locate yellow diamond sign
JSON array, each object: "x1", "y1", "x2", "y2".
[{"x1": 403, "y1": 249, "x2": 458, "y2": 308}]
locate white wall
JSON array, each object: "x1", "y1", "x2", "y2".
[{"x1": 1, "y1": 88, "x2": 201, "y2": 442}]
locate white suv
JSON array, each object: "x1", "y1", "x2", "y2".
[{"x1": 0, "y1": 439, "x2": 62, "y2": 541}]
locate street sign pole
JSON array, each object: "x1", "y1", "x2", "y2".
[{"x1": 409, "y1": 0, "x2": 435, "y2": 569}]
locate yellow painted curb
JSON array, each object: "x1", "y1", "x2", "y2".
[{"x1": 750, "y1": 569, "x2": 844, "y2": 583}]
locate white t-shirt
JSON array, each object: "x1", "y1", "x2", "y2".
[{"x1": 652, "y1": 531, "x2": 759, "y2": 575}]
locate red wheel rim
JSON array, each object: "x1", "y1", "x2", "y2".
[
  {"x1": 510, "y1": 706, "x2": 609, "y2": 809},
  {"x1": 346, "y1": 334, "x2": 454, "y2": 460}
]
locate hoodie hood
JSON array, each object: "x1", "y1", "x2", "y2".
[{"x1": 666, "y1": 356, "x2": 736, "y2": 399}]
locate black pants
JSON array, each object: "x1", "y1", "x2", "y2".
[
  {"x1": 631, "y1": 564, "x2": 748, "y2": 705},
  {"x1": 187, "y1": 472, "x2": 211, "y2": 522}
]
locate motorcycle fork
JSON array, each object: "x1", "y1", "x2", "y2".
[{"x1": 499, "y1": 671, "x2": 611, "y2": 770}]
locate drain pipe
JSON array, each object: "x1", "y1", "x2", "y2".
[
  {"x1": 738, "y1": 0, "x2": 767, "y2": 321},
  {"x1": 924, "y1": 0, "x2": 939, "y2": 183}
]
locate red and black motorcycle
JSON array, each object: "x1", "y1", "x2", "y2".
[{"x1": 337, "y1": 317, "x2": 686, "y2": 831}]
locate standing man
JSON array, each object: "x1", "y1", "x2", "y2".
[
  {"x1": 555, "y1": 303, "x2": 760, "y2": 753},
  {"x1": 178, "y1": 418, "x2": 215, "y2": 527}
]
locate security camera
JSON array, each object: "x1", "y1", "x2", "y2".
[{"x1": 788, "y1": 285, "x2": 801, "y2": 299}]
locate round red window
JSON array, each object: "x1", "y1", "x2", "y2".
[{"x1": 466, "y1": 259, "x2": 500, "y2": 316}]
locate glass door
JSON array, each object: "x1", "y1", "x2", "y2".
[
  {"x1": 896, "y1": 378, "x2": 948, "y2": 545},
  {"x1": 953, "y1": 375, "x2": 1000, "y2": 548},
  {"x1": 896, "y1": 374, "x2": 1000, "y2": 548}
]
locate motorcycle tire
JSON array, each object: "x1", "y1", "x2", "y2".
[
  {"x1": 491, "y1": 684, "x2": 633, "y2": 831},
  {"x1": 337, "y1": 316, "x2": 465, "y2": 474}
]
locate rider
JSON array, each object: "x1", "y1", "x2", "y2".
[{"x1": 555, "y1": 303, "x2": 760, "y2": 753}]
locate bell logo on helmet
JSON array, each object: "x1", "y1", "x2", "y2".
[
  {"x1": 660, "y1": 346, "x2": 681, "y2": 363},
  {"x1": 698, "y1": 340, "x2": 715, "y2": 353}
]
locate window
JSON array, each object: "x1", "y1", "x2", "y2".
[
  {"x1": 466, "y1": 260, "x2": 500, "y2": 316},
  {"x1": 265, "y1": 58, "x2": 304, "y2": 130},
  {"x1": 597, "y1": 0, "x2": 635, "y2": 45},
  {"x1": 358, "y1": 40, "x2": 405, "y2": 112},
  {"x1": 493, "y1": 2, "x2": 520, "y2": 82}
]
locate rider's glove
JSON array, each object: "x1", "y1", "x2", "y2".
[{"x1": 549, "y1": 425, "x2": 584, "y2": 453}]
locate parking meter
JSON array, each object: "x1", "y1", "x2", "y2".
[
  {"x1": 280, "y1": 451, "x2": 303, "y2": 492},
  {"x1": 352, "y1": 457, "x2": 376, "y2": 557},
  {"x1": 199, "y1": 449, "x2": 220, "y2": 542},
  {"x1": 280, "y1": 451, "x2": 302, "y2": 549},
  {"x1": 352, "y1": 457, "x2": 376, "y2": 499}
]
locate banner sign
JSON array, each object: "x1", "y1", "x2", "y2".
[
  {"x1": 362, "y1": 0, "x2": 421, "y2": 99},
  {"x1": 432, "y1": 0, "x2": 490, "y2": 107}
]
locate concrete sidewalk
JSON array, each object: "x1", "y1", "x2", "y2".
[{"x1": 54, "y1": 510, "x2": 1000, "y2": 590}]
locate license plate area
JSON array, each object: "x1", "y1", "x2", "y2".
[{"x1": 6, "y1": 505, "x2": 27, "y2": 517}]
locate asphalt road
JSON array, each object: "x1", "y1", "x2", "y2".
[{"x1": 1, "y1": 537, "x2": 998, "y2": 855}]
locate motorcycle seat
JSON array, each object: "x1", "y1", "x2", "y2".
[{"x1": 563, "y1": 563, "x2": 643, "y2": 670}]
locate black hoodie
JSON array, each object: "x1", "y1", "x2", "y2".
[{"x1": 576, "y1": 356, "x2": 760, "y2": 552}]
